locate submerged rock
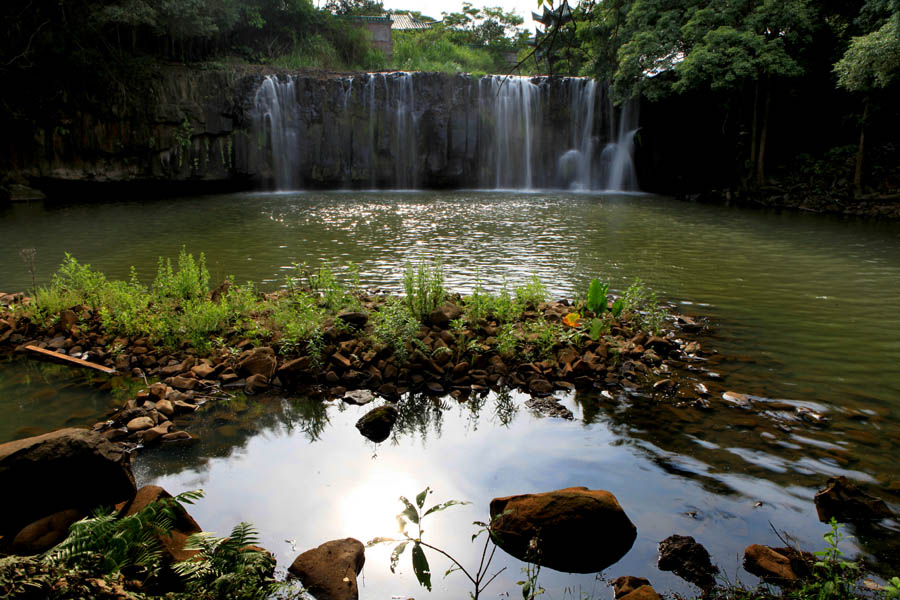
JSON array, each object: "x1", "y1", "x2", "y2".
[
  {"x1": 657, "y1": 534, "x2": 718, "y2": 589},
  {"x1": 743, "y1": 544, "x2": 812, "y2": 584},
  {"x1": 343, "y1": 389, "x2": 375, "y2": 405},
  {"x1": 524, "y1": 396, "x2": 574, "y2": 420},
  {"x1": 612, "y1": 576, "x2": 662, "y2": 600},
  {"x1": 354, "y1": 405, "x2": 398, "y2": 443},
  {"x1": 0, "y1": 428, "x2": 136, "y2": 538},
  {"x1": 489, "y1": 487, "x2": 636, "y2": 573},
  {"x1": 814, "y1": 476, "x2": 894, "y2": 523},
  {"x1": 288, "y1": 538, "x2": 365, "y2": 600}
]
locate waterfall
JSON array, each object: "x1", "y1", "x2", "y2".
[
  {"x1": 483, "y1": 76, "x2": 540, "y2": 189},
  {"x1": 248, "y1": 72, "x2": 640, "y2": 192},
  {"x1": 252, "y1": 76, "x2": 301, "y2": 191},
  {"x1": 598, "y1": 96, "x2": 639, "y2": 192}
]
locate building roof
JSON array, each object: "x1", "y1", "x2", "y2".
[{"x1": 390, "y1": 13, "x2": 433, "y2": 30}]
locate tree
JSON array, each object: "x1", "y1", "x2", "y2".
[
  {"x1": 325, "y1": 0, "x2": 385, "y2": 16},
  {"x1": 834, "y1": 3, "x2": 900, "y2": 196}
]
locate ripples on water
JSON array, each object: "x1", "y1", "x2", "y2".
[{"x1": 1, "y1": 191, "x2": 899, "y2": 595}]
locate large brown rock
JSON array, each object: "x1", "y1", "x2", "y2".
[
  {"x1": 613, "y1": 576, "x2": 662, "y2": 600},
  {"x1": 277, "y1": 355, "x2": 313, "y2": 389},
  {"x1": 489, "y1": 487, "x2": 636, "y2": 573},
  {"x1": 237, "y1": 346, "x2": 277, "y2": 378},
  {"x1": 11, "y1": 508, "x2": 85, "y2": 555},
  {"x1": 288, "y1": 538, "x2": 365, "y2": 600},
  {"x1": 117, "y1": 485, "x2": 202, "y2": 563},
  {"x1": 814, "y1": 476, "x2": 894, "y2": 523},
  {"x1": 743, "y1": 544, "x2": 812, "y2": 584},
  {"x1": 0, "y1": 428, "x2": 136, "y2": 537}
]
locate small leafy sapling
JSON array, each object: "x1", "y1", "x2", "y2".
[{"x1": 368, "y1": 487, "x2": 507, "y2": 599}]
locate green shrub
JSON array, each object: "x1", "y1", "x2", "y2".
[
  {"x1": 403, "y1": 261, "x2": 445, "y2": 321},
  {"x1": 373, "y1": 297, "x2": 419, "y2": 363},
  {"x1": 153, "y1": 247, "x2": 209, "y2": 302}
]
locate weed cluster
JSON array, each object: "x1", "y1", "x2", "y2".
[{"x1": 16, "y1": 254, "x2": 670, "y2": 372}]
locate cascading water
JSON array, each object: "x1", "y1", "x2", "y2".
[
  {"x1": 252, "y1": 76, "x2": 301, "y2": 191},
  {"x1": 599, "y1": 97, "x2": 639, "y2": 192},
  {"x1": 248, "y1": 72, "x2": 639, "y2": 192},
  {"x1": 481, "y1": 76, "x2": 540, "y2": 189}
]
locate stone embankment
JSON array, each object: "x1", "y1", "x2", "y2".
[{"x1": 1, "y1": 289, "x2": 723, "y2": 446}]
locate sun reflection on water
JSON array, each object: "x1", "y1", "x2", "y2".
[{"x1": 339, "y1": 463, "x2": 421, "y2": 543}]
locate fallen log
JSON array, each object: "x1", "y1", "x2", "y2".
[{"x1": 25, "y1": 345, "x2": 117, "y2": 375}]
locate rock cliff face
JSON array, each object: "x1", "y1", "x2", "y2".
[
  {"x1": 2, "y1": 67, "x2": 637, "y2": 198},
  {"x1": 2, "y1": 67, "x2": 257, "y2": 197}
]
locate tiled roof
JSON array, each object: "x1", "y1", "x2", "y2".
[{"x1": 390, "y1": 13, "x2": 433, "y2": 30}]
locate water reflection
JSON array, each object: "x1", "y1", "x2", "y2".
[
  {"x1": 134, "y1": 385, "x2": 898, "y2": 599},
  {"x1": 0, "y1": 357, "x2": 139, "y2": 443}
]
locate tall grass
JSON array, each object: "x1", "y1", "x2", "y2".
[{"x1": 392, "y1": 31, "x2": 496, "y2": 73}]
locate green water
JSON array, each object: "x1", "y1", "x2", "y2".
[{"x1": 1, "y1": 191, "x2": 898, "y2": 597}]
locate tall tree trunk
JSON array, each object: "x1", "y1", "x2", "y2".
[
  {"x1": 854, "y1": 94, "x2": 869, "y2": 199},
  {"x1": 749, "y1": 81, "x2": 759, "y2": 177},
  {"x1": 756, "y1": 80, "x2": 771, "y2": 186}
]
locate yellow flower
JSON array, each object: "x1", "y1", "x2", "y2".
[{"x1": 562, "y1": 312, "x2": 580, "y2": 327}]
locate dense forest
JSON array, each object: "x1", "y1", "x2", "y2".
[{"x1": 0, "y1": 0, "x2": 898, "y2": 205}]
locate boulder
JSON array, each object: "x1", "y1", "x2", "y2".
[
  {"x1": 528, "y1": 378, "x2": 554, "y2": 396},
  {"x1": 0, "y1": 428, "x2": 136, "y2": 537},
  {"x1": 117, "y1": 485, "x2": 202, "y2": 563},
  {"x1": 156, "y1": 399, "x2": 175, "y2": 418},
  {"x1": 355, "y1": 405, "x2": 398, "y2": 443},
  {"x1": 11, "y1": 508, "x2": 85, "y2": 555},
  {"x1": 59, "y1": 309, "x2": 78, "y2": 330},
  {"x1": 743, "y1": 544, "x2": 812, "y2": 583},
  {"x1": 148, "y1": 382, "x2": 169, "y2": 401},
  {"x1": 336, "y1": 311, "x2": 368, "y2": 329},
  {"x1": 657, "y1": 535, "x2": 718, "y2": 589},
  {"x1": 612, "y1": 576, "x2": 662, "y2": 600},
  {"x1": 237, "y1": 346, "x2": 277, "y2": 378},
  {"x1": 489, "y1": 487, "x2": 636, "y2": 573},
  {"x1": 277, "y1": 355, "x2": 312, "y2": 388},
  {"x1": 244, "y1": 373, "x2": 269, "y2": 394},
  {"x1": 168, "y1": 376, "x2": 198, "y2": 391},
  {"x1": 428, "y1": 302, "x2": 463, "y2": 328},
  {"x1": 126, "y1": 416, "x2": 155, "y2": 432},
  {"x1": 288, "y1": 538, "x2": 365, "y2": 600},
  {"x1": 343, "y1": 390, "x2": 375, "y2": 406},
  {"x1": 814, "y1": 476, "x2": 894, "y2": 523}
]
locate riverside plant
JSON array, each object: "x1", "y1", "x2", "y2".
[
  {"x1": 12, "y1": 253, "x2": 674, "y2": 387},
  {"x1": 368, "y1": 487, "x2": 507, "y2": 600}
]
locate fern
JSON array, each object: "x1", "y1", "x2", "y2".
[
  {"x1": 175, "y1": 521, "x2": 283, "y2": 600},
  {"x1": 42, "y1": 489, "x2": 204, "y2": 582}
]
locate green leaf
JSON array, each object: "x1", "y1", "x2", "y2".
[
  {"x1": 586, "y1": 279, "x2": 608, "y2": 313},
  {"x1": 610, "y1": 297, "x2": 624, "y2": 317},
  {"x1": 416, "y1": 487, "x2": 431, "y2": 509},
  {"x1": 399, "y1": 496, "x2": 420, "y2": 525},
  {"x1": 424, "y1": 500, "x2": 470, "y2": 517},
  {"x1": 390, "y1": 541, "x2": 408, "y2": 573},
  {"x1": 412, "y1": 543, "x2": 432, "y2": 591},
  {"x1": 589, "y1": 318, "x2": 604, "y2": 341}
]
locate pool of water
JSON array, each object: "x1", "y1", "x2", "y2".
[{"x1": 1, "y1": 191, "x2": 899, "y2": 597}]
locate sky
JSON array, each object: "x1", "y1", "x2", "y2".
[{"x1": 381, "y1": 0, "x2": 544, "y2": 29}]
